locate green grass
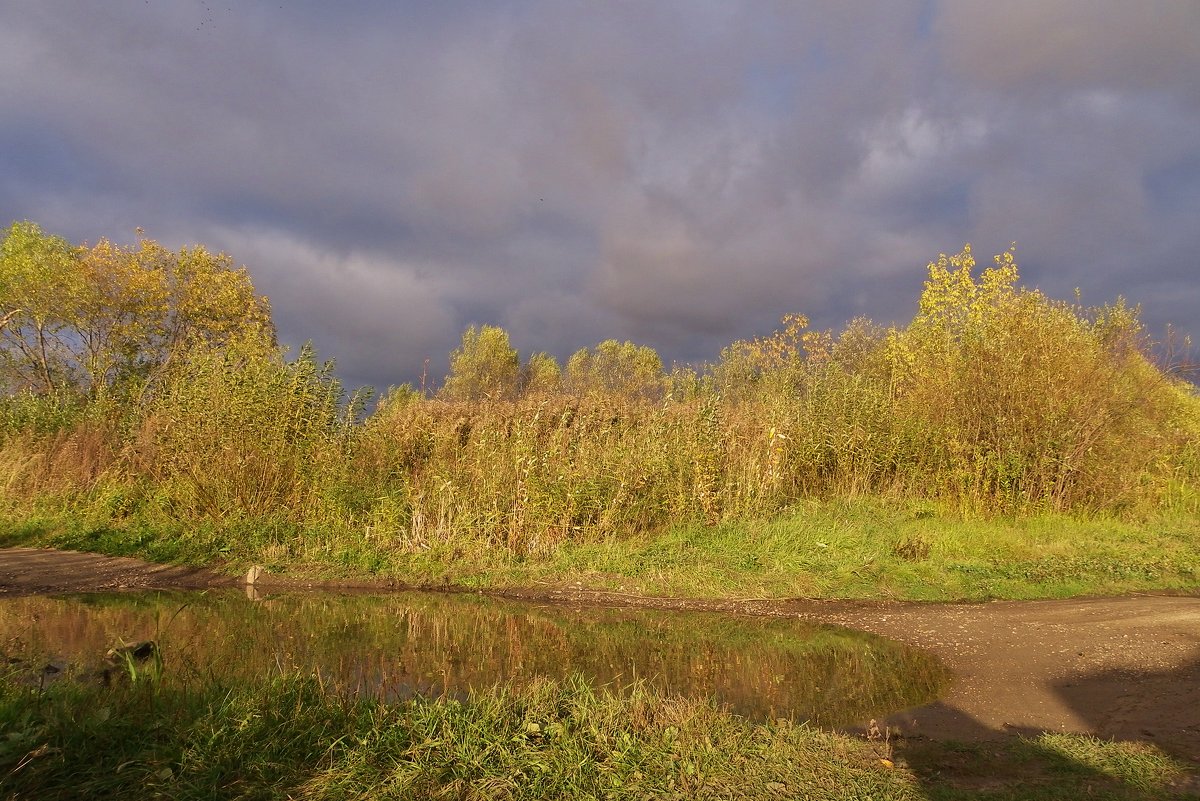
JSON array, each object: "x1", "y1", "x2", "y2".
[
  {"x1": 1, "y1": 672, "x2": 1194, "y2": 800},
  {"x1": 3, "y1": 497, "x2": 1198, "y2": 602},
  {"x1": 525, "y1": 502, "x2": 1200, "y2": 600}
]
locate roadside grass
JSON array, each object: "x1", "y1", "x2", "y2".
[
  {"x1": 2, "y1": 497, "x2": 1198, "y2": 602},
  {"x1": 0, "y1": 671, "x2": 1194, "y2": 801}
]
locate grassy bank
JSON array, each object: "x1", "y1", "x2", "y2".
[
  {"x1": 2, "y1": 671, "x2": 1195, "y2": 800},
  {"x1": 3, "y1": 499, "x2": 1198, "y2": 601}
]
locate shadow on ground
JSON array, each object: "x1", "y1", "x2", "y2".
[{"x1": 892, "y1": 658, "x2": 1200, "y2": 799}]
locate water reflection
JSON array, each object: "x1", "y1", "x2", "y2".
[{"x1": 0, "y1": 590, "x2": 949, "y2": 726}]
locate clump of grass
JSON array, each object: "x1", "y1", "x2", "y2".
[
  {"x1": 899, "y1": 734, "x2": 1195, "y2": 800},
  {"x1": 892, "y1": 533, "x2": 932, "y2": 562},
  {"x1": 1032, "y1": 733, "x2": 1189, "y2": 792}
]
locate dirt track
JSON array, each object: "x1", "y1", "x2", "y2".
[
  {"x1": 2, "y1": 547, "x2": 1198, "y2": 762},
  {"x1": 808, "y1": 594, "x2": 1200, "y2": 759}
]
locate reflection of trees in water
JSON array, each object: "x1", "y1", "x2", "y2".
[{"x1": 0, "y1": 591, "x2": 949, "y2": 727}]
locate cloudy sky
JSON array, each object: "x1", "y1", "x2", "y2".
[{"x1": 2, "y1": 1, "x2": 1198, "y2": 389}]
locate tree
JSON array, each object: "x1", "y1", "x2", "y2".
[
  {"x1": 885, "y1": 244, "x2": 1170, "y2": 511},
  {"x1": 0, "y1": 222, "x2": 87, "y2": 393},
  {"x1": 520, "y1": 351, "x2": 562, "y2": 396},
  {"x1": 133, "y1": 238, "x2": 275, "y2": 391},
  {"x1": 440, "y1": 325, "x2": 520, "y2": 401},
  {"x1": 565, "y1": 339, "x2": 664, "y2": 402},
  {"x1": 714, "y1": 313, "x2": 811, "y2": 397},
  {"x1": 0, "y1": 221, "x2": 275, "y2": 397}
]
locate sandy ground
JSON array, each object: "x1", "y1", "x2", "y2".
[{"x1": 2, "y1": 547, "x2": 1198, "y2": 762}]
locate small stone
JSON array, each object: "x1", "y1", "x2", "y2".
[{"x1": 106, "y1": 641, "x2": 156, "y2": 663}]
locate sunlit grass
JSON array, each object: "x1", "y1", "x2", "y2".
[
  {"x1": 5, "y1": 498, "x2": 1198, "y2": 602},
  {"x1": 522, "y1": 502, "x2": 1200, "y2": 601}
]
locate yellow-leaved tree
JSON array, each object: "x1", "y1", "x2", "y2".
[
  {"x1": 887, "y1": 244, "x2": 1177, "y2": 511},
  {"x1": 0, "y1": 222, "x2": 85, "y2": 393},
  {"x1": 440, "y1": 324, "x2": 520, "y2": 402},
  {"x1": 0, "y1": 221, "x2": 274, "y2": 397},
  {"x1": 565, "y1": 339, "x2": 664, "y2": 403}
]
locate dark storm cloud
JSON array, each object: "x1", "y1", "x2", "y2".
[{"x1": 2, "y1": 0, "x2": 1198, "y2": 389}]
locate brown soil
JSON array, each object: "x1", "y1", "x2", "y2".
[
  {"x1": 0, "y1": 547, "x2": 235, "y2": 595},
  {"x1": 3, "y1": 547, "x2": 1198, "y2": 763}
]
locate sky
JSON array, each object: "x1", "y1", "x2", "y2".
[{"x1": 2, "y1": 1, "x2": 1198, "y2": 390}]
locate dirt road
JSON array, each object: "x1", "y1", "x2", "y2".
[
  {"x1": 3, "y1": 547, "x2": 1198, "y2": 761},
  {"x1": 806, "y1": 594, "x2": 1200, "y2": 760}
]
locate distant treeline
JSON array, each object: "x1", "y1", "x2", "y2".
[{"x1": 1, "y1": 221, "x2": 1197, "y2": 555}]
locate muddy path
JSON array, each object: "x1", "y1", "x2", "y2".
[{"x1": 3, "y1": 547, "x2": 1198, "y2": 762}]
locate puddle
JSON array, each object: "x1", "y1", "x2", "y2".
[{"x1": 0, "y1": 590, "x2": 949, "y2": 726}]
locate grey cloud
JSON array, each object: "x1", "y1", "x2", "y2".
[
  {"x1": 208, "y1": 226, "x2": 459, "y2": 390},
  {"x1": 937, "y1": 0, "x2": 1200, "y2": 100},
  {"x1": 1, "y1": 0, "x2": 1197, "y2": 388}
]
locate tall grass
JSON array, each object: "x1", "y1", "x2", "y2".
[{"x1": 0, "y1": 246, "x2": 1197, "y2": 570}]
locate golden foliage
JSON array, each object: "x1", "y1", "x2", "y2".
[{"x1": 0, "y1": 222, "x2": 273, "y2": 397}]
